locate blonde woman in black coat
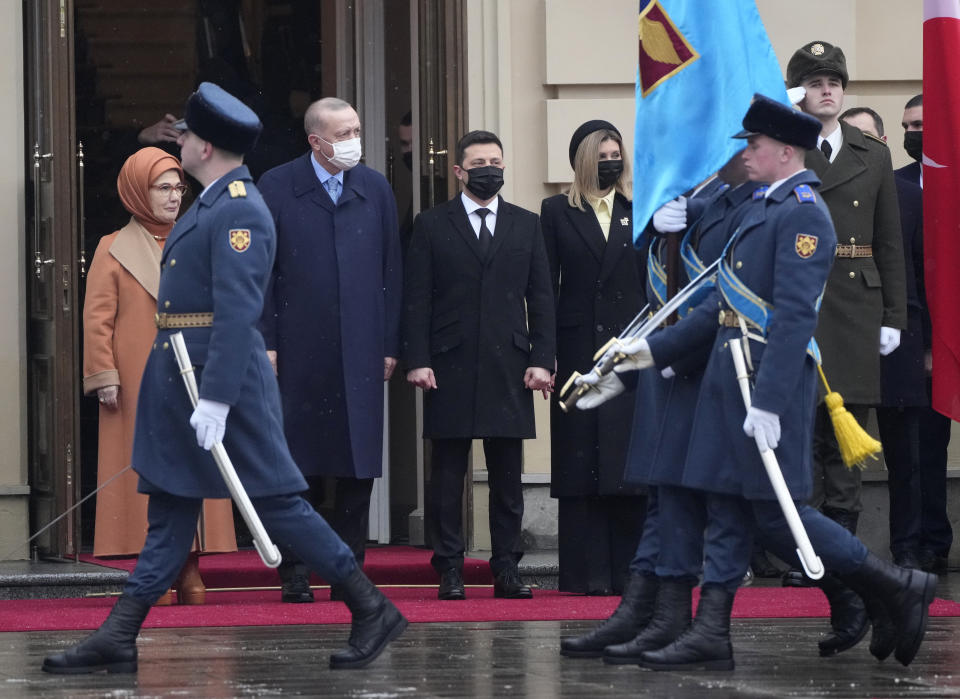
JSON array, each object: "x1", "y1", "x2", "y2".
[{"x1": 541, "y1": 121, "x2": 647, "y2": 595}]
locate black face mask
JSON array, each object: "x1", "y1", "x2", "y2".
[
  {"x1": 904, "y1": 130, "x2": 922, "y2": 163},
  {"x1": 402, "y1": 151, "x2": 413, "y2": 171},
  {"x1": 464, "y1": 166, "x2": 504, "y2": 201},
  {"x1": 597, "y1": 159, "x2": 624, "y2": 190}
]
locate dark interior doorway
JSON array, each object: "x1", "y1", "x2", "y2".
[{"x1": 73, "y1": 0, "x2": 417, "y2": 551}]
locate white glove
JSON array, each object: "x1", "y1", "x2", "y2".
[
  {"x1": 743, "y1": 406, "x2": 781, "y2": 452},
  {"x1": 190, "y1": 398, "x2": 230, "y2": 450},
  {"x1": 786, "y1": 86, "x2": 806, "y2": 105},
  {"x1": 612, "y1": 337, "x2": 655, "y2": 373},
  {"x1": 574, "y1": 371, "x2": 625, "y2": 410},
  {"x1": 660, "y1": 366, "x2": 676, "y2": 379},
  {"x1": 652, "y1": 196, "x2": 687, "y2": 233},
  {"x1": 879, "y1": 326, "x2": 901, "y2": 356}
]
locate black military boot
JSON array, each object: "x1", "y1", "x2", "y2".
[
  {"x1": 638, "y1": 584, "x2": 736, "y2": 671},
  {"x1": 841, "y1": 552, "x2": 933, "y2": 664},
  {"x1": 42, "y1": 594, "x2": 151, "y2": 674},
  {"x1": 279, "y1": 561, "x2": 315, "y2": 603},
  {"x1": 560, "y1": 573, "x2": 658, "y2": 658},
  {"x1": 815, "y1": 573, "x2": 869, "y2": 657},
  {"x1": 330, "y1": 567, "x2": 408, "y2": 669},
  {"x1": 603, "y1": 576, "x2": 693, "y2": 665}
]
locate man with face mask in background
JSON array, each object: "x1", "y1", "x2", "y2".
[
  {"x1": 891, "y1": 94, "x2": 954, "y2": 574},
  {"x1": 402, "y1": 130, "x2": 556, "y2": 600},
  {"x1": 258, "y1": 97, "x2": 403, "y2": 603}
]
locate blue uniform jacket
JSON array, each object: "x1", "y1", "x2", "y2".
[
  {"x1": 647, "y1": 170, "x2": 837, "y2": 500},
  {"x1": 132, "y1": 165, "x2": 308, "y2": 498},
  {"x1": 624, "y1": 181, "x2": 757, "y2": 487}
]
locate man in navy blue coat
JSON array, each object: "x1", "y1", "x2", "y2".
[
  {"x1": 258, "y1": 98, "x2": 403, "y2": 602},
  {"x1": 42, "y1": 83, "x2": 406, "y2": 675}
]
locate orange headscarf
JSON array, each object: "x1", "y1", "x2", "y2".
[{"x1": 116, "y1": 147, "x2": 184, "y2": 238}]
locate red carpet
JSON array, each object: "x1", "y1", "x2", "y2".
[
  {"x1": 2, "y1": 547, "x2": 957, "y2": 632},
  {"x1": 79, "y1": 546, "x2": 495, "y2": 588},
  {"x1": 3, "y1": 587, "x2": 960, "y2": 632}
]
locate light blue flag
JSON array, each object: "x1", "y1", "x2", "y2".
[{"x1": 633, "y1": 0, "x2": 788, "y2": 244}]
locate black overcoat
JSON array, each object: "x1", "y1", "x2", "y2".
[
  {"x1": 402, "y1": 195, "x2": 556, "y2": 439},
  {"x1": 541, "y1": 193, "x2": 645, "y2": 497}
]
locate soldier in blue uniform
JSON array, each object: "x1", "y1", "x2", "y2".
[
  {"x1": 42, "y1": 83, "x2": 407, "y2": 675},
  {"x1": 560, "y1": 161, "x2": 761, "y2": 663},
  {"x1": 594, "y1": 95, "x2": 936, "y2": 671}
]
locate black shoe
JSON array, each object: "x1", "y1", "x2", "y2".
[
  {"x1": 843, "y1": 551, "x2": 937, "y2": 666},
  {"x1": 638, "y1": 584, "x2": 736, "y2": 671},
  {"x1": 750, "y1": 549, "x2": 782, "y2": 579},
  {"x1": 918, "y1": 550, "x2": 948, "y2": 575},
  {"x1": 330, "y1": 567, "x2": 408, "y2": 669},
  {"x1": 281, "y1": 573, "x2": 315, "y2": 603},
  {"x1": 815, "y1": 573, "x2": 869, "y2": 657},
  {"x1": 42, "y1": 594, "x2": 151, "y2": 674},
  {"x1": 603, "y1": 577, "x2": 693, "y2": 665},
  {"x1": 438, "y1": 568, "x2": 466, "y2": 601},
  {"x1": 781, "y1": 569, "x2": 812, "y2": 588},
  {"x1": 560, "y1": 573, "x2": 658, "y2": 658},
  {"x1": 823, "y1": 508, "x2": 859, "y2": 535},
  {"x1": 494, "y1": 567, "x2": 532, "y2": 599},
  {"x1": 893, "y1": 551, "x2": 922, "y2": 570}
]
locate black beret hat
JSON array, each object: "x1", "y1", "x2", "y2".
[
  {"x1": 786, "y1": 41, "x2": 849, "y2": 89},
  {"x1": 174, "y1": 82, "x2": 262, "y2": 155},
  {"x1": 569, "y1": 120, "x2": 621, "y2": 167},
  {"x1": 733, "y1": 93, "x2": 822, "y2": 150}
]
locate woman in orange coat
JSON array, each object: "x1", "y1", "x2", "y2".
[{"x1": 83, "y1": 147, "x2": 236, "y2": 604}]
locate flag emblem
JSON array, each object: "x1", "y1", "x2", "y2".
[
  {"x1": 229, "y1": 229, "x2": 251, "y2": 253},
  {"x1": 638, "y1": 1, "x2": 700, "y2": 97},
  {"x1": 795, "y1": 234, "x2": 818, "y2": 259}
]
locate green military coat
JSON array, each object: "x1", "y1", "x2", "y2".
[{"x1": 806, "y1": 122, "x2": 906, "y2": 405}]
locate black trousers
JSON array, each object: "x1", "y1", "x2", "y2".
[
  {"x1": 279, "y1": 475, "x2": 374, "y2": 574},
  {"x1": 811, "y1": 403, "x2": 869, "y2": 514},
  {"x1": 557, "y1": 495, "x2": 645, "y2": 595},
  {"x1": 428, "y1": 437, "x2": 524, "y2": 577}
]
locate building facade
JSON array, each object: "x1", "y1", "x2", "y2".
[{"x1": 1, "y1": 0, "x2": 948, "y2": 563}]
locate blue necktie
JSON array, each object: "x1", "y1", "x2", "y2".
[{"x1": 325, "y1": 178, "x2": 340, "y2": 204}]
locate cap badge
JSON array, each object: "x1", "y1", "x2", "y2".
[
  {"x1": 810, "y1": 43, "x2": 825, "y2": 56},
  {"x1": 229, "y1": 229, "x2": 251, "y2": 253}
]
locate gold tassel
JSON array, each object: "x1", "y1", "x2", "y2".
[{"x1": 817, "y1": 365, "x2": 882, "y2": 468}]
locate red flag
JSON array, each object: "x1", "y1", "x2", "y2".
[{"x1": 924, "y1": 0, "x2": 960, "y2": 421}]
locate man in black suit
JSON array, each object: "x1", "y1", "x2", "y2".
[
  {"x1": 403, "y1": 130, "x2": 556, "y2": 600},
  {"x1": 891, "y1": 94, "x2": 953, "y2": 573}
]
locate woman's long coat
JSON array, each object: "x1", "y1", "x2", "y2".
[
  {"x1": 84, "y1": 219, "x2": 236, "y2": 555},
  {"x1": 540, "y1": 193, "x2": 645, "y2": 496}
]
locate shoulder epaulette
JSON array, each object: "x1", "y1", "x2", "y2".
[
  {"x1": 228, "y1": 180, "x2": 247, "y2": 199},
  {"x1": 793, "y1": 183, "x2": 816, "y2": 203},
  {"x1": 864, "y1": 132, "x2": 888, "y2": 147}
]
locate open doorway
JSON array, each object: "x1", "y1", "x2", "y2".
[{"x1": 71, "y1": 0, "x2": 427, "y2": 552}]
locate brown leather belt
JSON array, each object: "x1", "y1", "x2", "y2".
[
  {"x1": 835, "y1": 244, "x2": 873, "y2": 259},
  {"x1": 718, "y1": 310, "x2": 742, "y2": 328},
  {"x1": 155, "y1": 312, "x2": 214, "y2": 329}
]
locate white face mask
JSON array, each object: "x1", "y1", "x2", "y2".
[{"x1": 320, "y1": 136, "x2": 362, "y2": 170}]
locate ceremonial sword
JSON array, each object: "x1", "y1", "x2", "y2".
[
  {"x1": 729, "y1": 338, "x2": 824, "y2": 580},
  {"x1": 558, "y1": 257, "x2": 721, "y2": 412},
  {"x1": 170, "y1": 332, "x2": 282, "y2": 568}
]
